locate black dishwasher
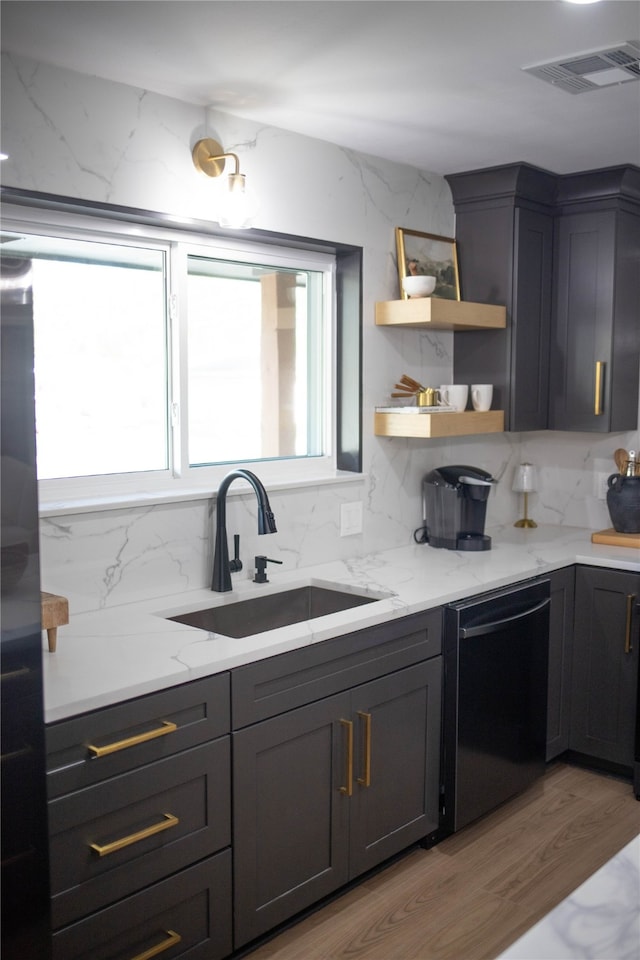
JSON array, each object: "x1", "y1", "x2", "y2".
[{"x1": 441, "y1": 577, "x2": 550, "y2": 834}]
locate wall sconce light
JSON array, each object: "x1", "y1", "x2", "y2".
[
  {"x1": 512, "y1": 463, "x2": 538, "y2": 528},
  {"x1": 192, "y1": 137, "x2": 258, "y2": 229}
]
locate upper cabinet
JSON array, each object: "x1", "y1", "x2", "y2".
[
  {"x1": 550, "y1": 167, "x2": 640, "y2": 432},
  {"x1": 446, "y1": 163, "x2": 556, "y2": 432},
  {"x1": 446, "y1": 162, "x2": 640, "y2": 434}
]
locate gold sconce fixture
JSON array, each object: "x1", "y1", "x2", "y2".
[
  {"x1": 191, "y1": 137, "x2": 258, "y2": 229},
  {"x1": 512, "y1": 462, "x2": 538, "y2": 528}
]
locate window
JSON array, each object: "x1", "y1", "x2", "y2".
[
  {"x1": 185, "y1": 250, "x2": 326, "y2": 467},
  {"x1": 0, "y1": 195, "x2": 361, "y2": 510},
  {"x1": 28, "y1": 236, "x2": 168, "y2": 479}
]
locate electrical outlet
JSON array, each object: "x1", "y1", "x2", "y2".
[
  {"x1": 594, "y1": 472, "x2": 609, "y2": 500},
  {"x1": 340, "y1": 501, "x2": 363, "y2": 537}
]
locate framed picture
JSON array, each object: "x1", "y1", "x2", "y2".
[{"x1": 395, "y1": 227, "x2": 461, "y2": 300}]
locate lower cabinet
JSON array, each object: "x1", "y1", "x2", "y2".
[
  {"x1": 349, "y1": 664, "x2": 440, "y2": 878},
  {"x1": 569, "y1": 566, "x2": 640, "y2": 768},
  {"x1": 51, "y1": 853, "x2": 232, "y2": 960},
  {"x1": 233, "y1": 690, "x2": 352, "y2": 944},
  {"x1": 48, "y1": 740, "x2": 229, "y2": 928},
  {"x1": 45, "y1": 609, "x2": 442, "y2": 959},
  {"x1": 233, "y1": 661, "x2": 441, "y2": 946},
  {"x1": 231, "y1": 610, "x2": 443, "y2": 947},
  {"x1": 546, "y1": 566, "x2": 575, "y2": 761},
  {"x1": 44, "y1": 564, "x2": 639, "y2": 958},
  {"x1": 45, "y1": 674, "x2": 232, "y2": 960}
]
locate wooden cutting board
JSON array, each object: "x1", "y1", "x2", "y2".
[
  {"x1": 591, "y1": 528, "x2": 640, "y2": 549},
  {"x1": 41, "y1": 592, "x2": 68, "y2": 652}
]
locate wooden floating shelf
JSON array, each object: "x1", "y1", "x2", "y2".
[
  {"x1": 375, "y1": 298, "x2": 506, "y2": 330},
  {"x1": 374, "y1": 410, "x2": 505, "y2": 439}
]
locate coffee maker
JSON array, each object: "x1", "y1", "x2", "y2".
[{"x1": 421, "y1": 465, "x2": 494, "y2": 550}]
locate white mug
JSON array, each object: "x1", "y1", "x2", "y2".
[
  {"x1": 439, "y1": 384, "x2": 468, "y2": 412},
  {"x1": 471, "y1": 384, "x2": 493, "y2": 411}
]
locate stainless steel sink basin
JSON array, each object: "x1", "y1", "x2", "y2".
[{"x1": 167, "y1": 585, "x2": 378, "y2": 638}]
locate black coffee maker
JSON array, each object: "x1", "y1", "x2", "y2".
[{"x1": 421, "y1": 465, "x2": 494, "y2": 550}]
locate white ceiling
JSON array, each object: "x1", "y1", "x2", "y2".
[{"x1": 1, "y1": 0, "x2": 639, "y2": 175}]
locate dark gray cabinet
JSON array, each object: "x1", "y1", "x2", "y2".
[
  {"x1": 233, "y1": 691, "x2": 350, "y2": 944},
  {"x1": 446, "y1": 163, "x2": 556, "y2": 431},
  {"x1": 550, "y1": 168, "x2": 640, "y2": 431},
  {"x1": 51, "y1": 854, "x2": 232, "y2": 960},
  {"x1": 546, "y1": 566, "x2": 575, "y2": 761},
  {"x1": 48, "y1": 740, "x2": 229, "y2": 928},
  {"x1": 446, "y1": 162, "x2": 640, "y2": 434},
  {"x1": 231, "y1": 610, "x2": 442, "y2": 947},
  {"x1": 46, "y1": 672, "x2": 230, "y2": 798},
  {"x1": 570, "y1": 566, "x2": 640, "y2": 768},
  {"x1": 349, "y1": 664, "x2": 439, "y2": 877},
  {"x1": 46, "y1": 674, "x2": 232, "y2": 960}
]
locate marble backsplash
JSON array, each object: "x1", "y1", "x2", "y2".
[
  {"x1": 2, "y1": 53, "x2": 638, "y2": 613},
  {"x1": 39, "y1": 422, "x2": 638, "y2": 614}
]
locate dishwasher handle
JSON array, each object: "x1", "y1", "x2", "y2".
[{"x1": 459, "y1": 597, "x2": 550, "y2": 639}]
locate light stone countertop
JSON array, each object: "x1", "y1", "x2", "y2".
[
  {"x1": 42, "y1": 523, "x2": 640, "y2": 724},
  {"x1": 497, "y1": 835, "x2": 640, "y2": 959}
]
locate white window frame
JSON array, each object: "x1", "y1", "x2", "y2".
[{"x1": 2, "y1": 204, "x2": 348, "y2": 516}]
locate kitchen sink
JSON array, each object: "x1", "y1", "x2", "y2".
[{"x1": 166, "y1": 585, "x2": 380, "y2": 638}]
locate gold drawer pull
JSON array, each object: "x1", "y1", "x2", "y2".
[
  {"x1": 594, "y1": 360, "x2": 605, "y2": 416},
  {"x1": 130, "y1": 930, "x2": 182, "y2": 960},
  {"x1": 357, "y1": 711, "x2": 372, "y2": 787},
  {"x1": 90, "y1": 813, "x2": 179, "y2": 857},
  {"x1": 339, "y1": 719, "x2": 353, "y2": 797},
  {"x1": 624, "y1": 594, "x2": 636, "y2": 654},
  {"x1": 0, "y1": 666, "x2": 30, "y2": 683},
  {"x1": 1, "y1": 743, "x2": 32, "y2": 764},
  {"x1": 87, "y1": 720, "x2": 177, "y2": 758}
]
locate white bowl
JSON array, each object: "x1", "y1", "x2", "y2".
[{"x1": 402, "y1": 275, "x2": 436, "y2": 298}]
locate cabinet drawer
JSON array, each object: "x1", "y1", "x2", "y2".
[
  {"x1": 232, "y1": 608, "x2": 442, "y2": 728},
  {"x1": 52, "y1": 851, "x2": 232, "y2": 960},
  {"x1": 49, "y1": 739, "x2": 230, "y2": 928},
  {"x1": 46, "y1": 673, "x2": 230, "y2": 798}
]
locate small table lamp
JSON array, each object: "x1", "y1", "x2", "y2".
[{"x1": 512, "y1": 463, "x2": 538, "y2": 528}]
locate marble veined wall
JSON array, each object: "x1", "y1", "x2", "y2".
[{"x1": 2, "y1": 55, "x2": 637, "y2": 612}]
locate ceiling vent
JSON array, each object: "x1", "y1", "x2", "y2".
[{"x1": 523, "y1": 42, "x2": 640, "y2": 94}]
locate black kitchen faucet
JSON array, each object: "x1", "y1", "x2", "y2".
[{"x1": 211, "y1": 469, "x2": 277, "y2": 592}]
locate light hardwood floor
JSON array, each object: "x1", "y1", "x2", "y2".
[{"x1": 245, "y1": 762, "x2": 640, "y2": 960}]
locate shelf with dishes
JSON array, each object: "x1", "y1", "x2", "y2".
[
  {"x1": 375, "y1": 297, "x2": 506, "y2": 330},
  {"x1": 374, "y1": 409, "x2": 505, "y2": 439},
  {"x1": 375, "y1": 295, "x2": 506, "y2": 437}
]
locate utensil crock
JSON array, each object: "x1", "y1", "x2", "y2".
[{"x1": 606, "y1": 473, "x2": 640, "y2": 534}]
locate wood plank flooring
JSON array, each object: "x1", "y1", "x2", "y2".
[{"x1": 245, "y1": 762, "x2": 640, "y2": 960}]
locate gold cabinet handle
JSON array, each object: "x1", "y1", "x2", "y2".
[
  {"x1": 357, "y1": 711, "x2": 372, "y2": 787},
  {"x1": 1, "y1": 743, "x2": 32, "y2": 763},
  {"x1": 87, "y1": 720, "x2": 177, "y2": 758},
  {"x1": 339, "y1": 719, "x2": 353, "y2": 797},
  {"x1": 130, "y1": 930, "x2": 182, "y2": 960},
  {"x1": 594, "y1": 361, "x2": 606, "y2": 416},
  {"x1": 624, "y1": 594, "x2": 636, "y2": 654},
  {"x1": 90, "y1": 813, "x2": 179, "y2": 857},
  {"x1": 0, "y1": 665, "x2": 30, "y2": 683}
]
